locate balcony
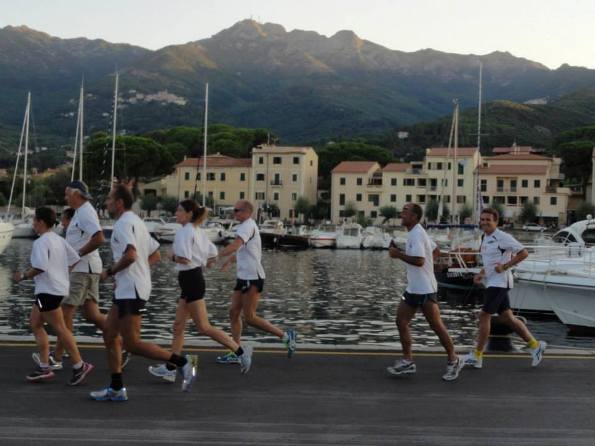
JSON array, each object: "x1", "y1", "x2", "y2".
[
  {"x1": 367, "y1": 180, "x2": 383, "y2": 188},
  {"x1": 270, "y1": 180, "x2": 283, "y2": 187},
  {"x1": 496, "y1": 188, "x2": 517, "y2": 193},
  {"x1": 546, "y1": 186, "x2": 557, "y2": 193},
  {"x1": 406, "y1": 168, "x2": 423, "y2": 175}
]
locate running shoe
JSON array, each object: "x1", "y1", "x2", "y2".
[
  {"x1": 32, "y1": 352, "x2": 63, "y2": 371},
  {"x1": 530, "y1": 341, "x2": 547, "y2": 367},
  {"x1": 239, "y1": 345, "x2": 253, "y2": 375},
  {"x1": 90, "y1": 387, "x2": 128, "y2": 402},
  {"x1": 442, "y1": 356, "x2": 464, "y2": 381},
  {"x1": 216, "y1": 351, "x2": 239, "y2": 364},
  {"x1": 387, "y1": 359, "x2": 416, "y2": 376},
  {"x1": 122, "y1": 350, "x2": 132, "y2": 369},
  {"x1": 68, "y1": 362, "x2": 95, "y2": 386},
  {"x1": 462, "y1": 352, "x2": 483, "y2": 369},
  {"x1": 148, "y1": 363, "x2": 176, "y2": 383},
  {"x1": 26, "y1": 366, "x2": 55, "y2": 382},
  {"x1": 284, "y1": 329, "x2": 297, "y2": 358},
  {"x1": 180, "y1": 355, "x2": 198, "y2": 392}
]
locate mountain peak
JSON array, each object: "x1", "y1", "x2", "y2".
[{"x1": 213, "y1": 19, "x2": 287, "y2": 41}]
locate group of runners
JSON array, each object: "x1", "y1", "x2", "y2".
[{"x1": 13, "y1": 181, "x2": 546, "y2": 400}]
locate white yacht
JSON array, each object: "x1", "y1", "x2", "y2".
[
  {"x1": 0, "y1": 221, "x2": 14, "y2": 255},
  {"x1": 309, "y1": 223, "x2": 338, "y2": 248},
  {"x1": 202, "y1": 221, "x2": 226, "y2": 244},
  {"x1": 154, "y1": 217, "x2": 181, "y2": 243},
  {"x1": 336, "y1": 223, "x2": 363, "y2": 249},
  {"x1": 362, "y1": 226, "x2": 392, "y2": 249},
  {"x1": 143, "y1": 217, "x2": 166, "y2": 239}
]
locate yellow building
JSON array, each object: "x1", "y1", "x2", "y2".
[
  {"x1": 331, "y1": 161, "x2": 382, "y2": 221},
  {"x1": 139, "y1": 146, "x2": 318, "y2": 220}
]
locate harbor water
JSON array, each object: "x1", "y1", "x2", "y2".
[{"x1": 0, "y1": 237, "x2": 593, "y2": 350}]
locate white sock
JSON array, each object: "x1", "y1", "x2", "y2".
[
  {"x1": 40, "y1": 362, "x2": 49, "y2": 369},
  {"x1": 73, "y1": 361, "x2": 83, "y2": 370}
]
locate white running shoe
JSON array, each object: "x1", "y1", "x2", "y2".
[
  {"x1": 387, "y1": 359, "x2": 416, "y2": 376},
  {"x1": 180, "y1": 355, "x2": 198, "y2": 392},
  {"x1": 530, "y1": 341, "x2": 547, "y2": 367},
  {"x1": 90, "y1": 387, "x2": 128, "y2": 402},
  {"x1": 32, "y1": 352, "x2": 63, "y2": 371},
  {"x1": 148, "y1": 363, "x2": 176, "y2": 383},
  {"x1": 239, "y1": 345, "x2": 253, "y2": 375},
  {"x1": 442, "y1": 356, "x2": 464, "y2": 381},
  {"x1": 462, "y1": 352, "x2": 483, "y2": 369}
]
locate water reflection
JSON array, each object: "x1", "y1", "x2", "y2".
[{"x1": 0, "y1": 238, "x2": 592, "y2": 349}]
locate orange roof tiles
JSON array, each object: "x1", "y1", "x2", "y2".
[
  {"x1": 486, "y1": 153, "x2": 551, "y2": 161},
  {"x1": 426, "y1": 147, "x2": 478, "y2": 157},
  {"x1": 176, "y1": 155, "x2": 251, "y2": 168},
  {"x1": 381, "y1": 163, "x2": 409, "y2": 172},
  {"x1": 332, "y1": 161, "x2": 379, "y2": 174},
  {"x1": 478, "y1": 165, "x2": 548, "y2": 175}
]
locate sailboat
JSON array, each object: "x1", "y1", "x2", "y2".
[{"x1": 8, "y1": 92, "x2": 36, "y2": 239}]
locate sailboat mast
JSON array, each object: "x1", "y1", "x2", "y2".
[
  {"x1": 110, "y1": 72, "x2": 119, "y2": 187},
  {"x1": 202, "y1": 82, "x2": 209, "y2": 207},
  {"x1": 71, "y1": 84, "x2": 82, "y2": 181},
  {"x1": 477, "y1": 61, "x2": 483, "y2": 150},
  {"x1": 22, "y1": 92, "x2": 31, "y2": 215},
  {"x1": 6, "y1": 94, "x2": 28, "y2": 217},
  {"x1": 79, "y1": 81, "x2": 84, "y2": 181},
  {"x1": 474, "y1": 61, "x2": 483, "y2": 224},
  {"x1": 451, "y1": 100, "x2": 459, "y2": 223}
]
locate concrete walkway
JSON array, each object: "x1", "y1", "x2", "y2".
[{"x1": 0, "y1": 342, "x2": 594, "y2": 445}]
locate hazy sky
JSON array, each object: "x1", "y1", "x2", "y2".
[{"x1": 2, "y1": 0, "x2": 595, "y2": 69}]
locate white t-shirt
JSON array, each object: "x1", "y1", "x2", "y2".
[
  {"x1": 480, "y1": 229, "x2": 525, "y2": 289},
  {"x1": 31, "y1": 231, "x2": 80, "y2": 296},
  {"x1": 404, "y1": 224, "x2": 438, "y2": 294},
  {"x1": 66, "y1": 201, "x2": 103, "y2": 274},
  {"x1": 235, "y1": 218, "x2": 266, "y2": 280},
  {"x1": 173, "y1": 223, "x2": 218, "y2": 271},
  {"x1": 110, "y1": 211, "x2": 160, "y2": 301}
]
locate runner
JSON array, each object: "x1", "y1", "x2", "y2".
[
  {"x1": 386, "y1": 203, "x2": 463, "y2": 381},
  {"x1": 463, "y1": 208, "x2": 546, "y2": 369},
  {"x1": 217, "y1": 200, "x2": 296, "y2": 364},
  {"x1": 148, "y1": 199, "x2": 252, "y2": 382},
  {"x1": 90, "y1": 184, "x2": 197, "y2": 402},
  {"x1": 60, "y1": 207, "x2": 75, "y2": 233},
  {"x1": 13, "y1": 207, "x2": 95, "y2": 385}
]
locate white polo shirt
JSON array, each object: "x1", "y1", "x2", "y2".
[
  {"x1": 110, "y1": 211, "x2": 160, "y2": 301},
  {"x1": 235, "y1": 218, "x2": 266, "y2": 280},
  {"x1": 404, "y1": 224, "x2": 438, "y2": 294},
  {"x1": 66, "y1": 201, "x2": 103, "y2": 274},
  {"x1": 173, "y1": 223, "x2": 218, "y2": 271},
  {"x1": 31, "y1": 231, "x2": 80, "y2": 296},
  {"x1": 480, "y1": 228, "x2": 525, "y2": 289}
]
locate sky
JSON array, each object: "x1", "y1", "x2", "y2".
[{"x1": 2, "y1": 0, "x2": 595, "y2": 69}]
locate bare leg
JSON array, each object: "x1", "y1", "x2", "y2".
[
  {"x1": 104, "y1": 306, "x2": 122, "y2": 373},
  {"x1": 241, "y1": 286, "x2": 284, "y2": 338},
  {"x1": 82, "y1": 300, "x2": 107, "y2": 332},
  {"x1": 118, "y1": 314, "x2": 174, "y2": 362},
  {"x1": 229, "y1": 291, "x2": 244, "y2": 344},
  {"x1": 187, "y1": 299, "x2": 239, "y2": 352},
  {"x1": 30, "y1": 305, "x2": 49, "y2": 364},
  {"x1": 475, "y1": 310, "x2": 492, "y2": 352},
  {"x1": 54, "y1": 303, "x2": 77, "y2": 361},
  {"x1": 41, "y1": 308, "x2": 83, "y2": 365},
  {"x1": 421, "y1": 301, "x2": 456, "y2": 362},
  {"x1": 396, "y1": 301, "x2": 417, "y2": 361},
  {"x1": 171, "y1": 299, "x2": 189, "y2": 355},
  {"x1": 499, "y1": 310, "x2": 534, "y2": 343}
]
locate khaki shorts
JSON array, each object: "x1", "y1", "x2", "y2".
[{"x1": 63, "y1": 272, "x2": 100, "y2": 307}]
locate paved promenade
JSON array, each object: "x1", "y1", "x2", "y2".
[{"x1": 0, "y1": 342, "x2": 594, "y2": 445}]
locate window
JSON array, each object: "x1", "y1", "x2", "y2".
[
  {"x1": 522, "y1": 179, "x2": 528, "y2": 188},
  {"x1": 534, "y1": 180, "x2": 541, "y2": 188},
  {"x1": 357, "y1": 177, "x2": 363, "y2": 186},
  {"x1": 339, "y1": 194, "x2": 345, "y2": 205},
  {"x1": 184, "y1": 190, "x2": 189, "y2": 198},
  {"x1": 292, "y1": 193, "x2": 297, "y2": 201},
  {"x1": 258, "y1": 156, "x2": 264, "y2": 165},
  {"x1": 510, "y1": 179, "x2": 517, "y2": 192},
  {"x1": 447, "y1": 163, "x2": 452, "y2": 170},
  {"x1": 293, "y1": 156, "x2": 300, "y2": 165},
  {"x1": 273, "y1": 173, "x2": 281, "y2": 185},
  {"x1": 482, "y1": 196, "x2": 490, "y2": 204},
  {"x1": 391, "y1": 178, "x2": 397, "y2": 186},
  {"x1": 220, "y1": 192, "x2": 225, "y2": 200},
  {"x1": 255, "y1": 192, "x2": 265, "y2": 200},
  {"x1": 207, "y1": 172, "x2": 215, "y2": 181},
  {"x1": 339, "y1": 210, "x2": 345, "y2": 217},
  {"x1": 256, "y1": 173, "x2": 265, "y2": 181},
  {"x1": 197, "y1": 172, "x2": 201, "y2": 181},
  {"x1": 390, "y1": 194, "x2": 396, "y2": 202},
  {"x1": 292, "y1": 174, "x2": 298, "y2": 182},
  {"x1": 497, "y1": 179, "x2": 504, "y2": 192},
  {"x1": 370, "y1": 211, "x2": 378, "y2": 218},
  {"x1": 507, "y1": 196, "x2": 517, "y2": 205},
  {"x1": 480, "y1": 179, "x2": 487, "y2": 192},
  {"x1": 273, "y1": 156, "x2": 282, "y2": 165},
  {"x1": 458, "y1": 162, "x2": 464, "y2": 175},
  {"x1": 441, "y1": 179, "x2": 448, "y2": 187},
  {"x1": 457, "y1": 179, "x2": 464, "y2": 187},
  {"x1": 340, "y1": 177, "x2": 346, "y2": 186},
  {"x1": 437, "y1": 162, "x2": 443, "y2": 170},
  {"x1": 403, "y1": 178, "x2": 415, "y2": 186},
  {"x1": 310, "y1": 160, "x2": 313, "y2": 166},
  {"x1": 240, "y1": 172, "x2": 246, "y2": 181},
  {"x1": 406, "y1": 194, "x2": 412, "y2": 202},
  {"x1": 184, "y1": 172, "x2": 190, "y2": 181},
  {"x1": 239, "y1": 192, "x2": 245, "y2": 199},
  {"x1": 417, "y1": 195, "x2": 426, "y2": 204},
  {"x1": 457, "y1": 196, "x2": 466, "y2": 204},
  {"x1": 533, "y1": 197, "x2": 540, "y2": 205},
  {"x1": 418, "y1": 178, "x2": 426, "y2": 187},
  {"x1": 494, "y1": 196, "x2": 505, "y2": 204},
  {"x1": 550, "y1": 196, "x2": 557, "y2": 205},
  {"x1": 444, "y1": 196, "x2": 451, "y2": 203},
  {"x1": 427, "y1": 162, "x2": 433, "y2": 170},
  {"x1": 356, "y1": 193, "x2": 362, "y2": 202},
  {"x1": 273, "y1": 192, "x2": 279, "y2": 201},
  {"x1": 368, "y1": 194, "x2": 380, "y2": 206},
  {"x1": 220, "y1": 173, "x2": 226, "y2": 181},
  {"x1": 520, "y1": 196, "x2": 528, "y2": 204}
]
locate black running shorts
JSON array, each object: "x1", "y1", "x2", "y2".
[
  {"x1": 481, "y1": 287, "x2": 511, "y2": 315},
  {"x1": 113, "y1": 297, "x2": 146, "y2": 319},
  {"x1": 178, "y1": 267, "x2": 206, "y2": 303},
  {"x1": 402, "y1": 291, "x2": 438, "y2": 308},
  {"x1": 34, "y1": 294, "x2": 63, "y2": 312},
  {"x1": 234, "y1": 278, "x2": 264, "y2": 294}
]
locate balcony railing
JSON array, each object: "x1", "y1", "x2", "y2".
[{"x1": 270, "y1": 180, "x2": 283, "y2": 186}]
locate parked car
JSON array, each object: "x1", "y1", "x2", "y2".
[{"x1": 522, "y1": 223, "x2": 546, "y2": 232}]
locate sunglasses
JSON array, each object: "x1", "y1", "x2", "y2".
[{"x1": 233, "y1": 208, "x2": 245, "y2": 213}]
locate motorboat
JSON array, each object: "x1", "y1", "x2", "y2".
[
  {"x1": 548, "y1": 218, "x2": 595, "y2": 246},
  {"x1": 278, "y1": 225, "x2": 311, "y2": 250},
  {"x1": 361, "y1": 226, "x2": 392, "y2": 250},
  {"x1": 309, "y1": 223, "x2": 338, "y2": 248},
  {"x1": 12, "y1": 217, "x2": 36, "y2": 239},
  {"x1": 203, "y1": 221, "x2": 226, "y2": 244},
  {"x1": 336, "y1": 223, "x2": 363, "y2": 249},
  {"x1": 143, "y1": 217, "x2": 166, "y2": 239},
  {"x1": 154, "y1": 217, "x2": 181, "y2": 243},
  {"x1": 259, "y1": 220, "x2": 285, "y2": 248}
]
